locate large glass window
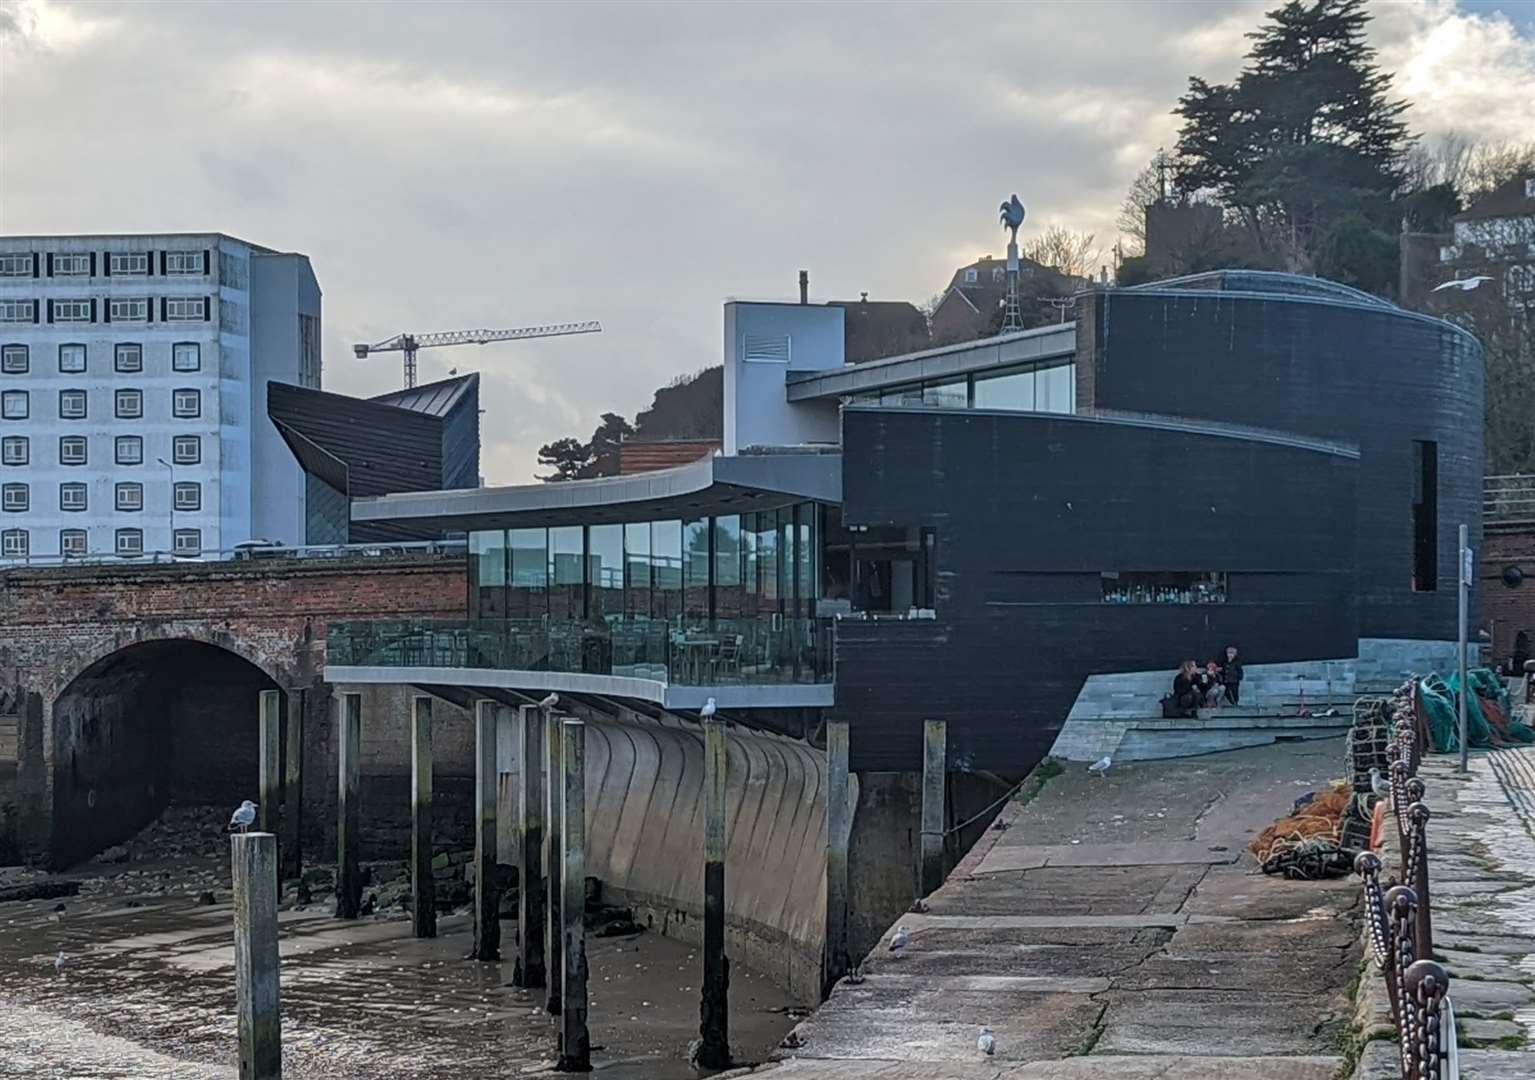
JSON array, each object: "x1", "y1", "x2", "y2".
[
  {"x1": 588, "y1": 523, "x2": 624, "y2": 621},
  {"x1": 923, "y1": 378, "x2": 968, "y2": 408},
  {"x1": 1036, "y1": 362, "x2": 1075, "y2": 413},
  {"x1": 973, "y1": 367, "x2": 1036, "y2": 410},
  {"x1": 470, "y1": 530, "x2": 508, "y2": 619},
  {"x1": 652, "y1": 520, "x2": 683, "y2": 622},
  {"x1": 548, "y1": 525, "x2": 585, "y2": 620},
  {"x1": 508, "y1": 527, "x2": 548, "y2": 619},
  {"x1": 714, "y1": 515, "x2": 743, "y2": 620},
  {"x1": 623, "y1": 521, "x2": 651, "y2": 617},
  {"x1": 683, "y1": 518, "x2": 711, "y2": 626}
]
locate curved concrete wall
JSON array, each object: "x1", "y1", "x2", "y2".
[{"x1": 580, "y1": 714, "x2": 829, "y2": 999}]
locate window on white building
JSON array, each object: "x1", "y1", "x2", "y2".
[
  {"x1": 964, "y1": 268, "x2": 979, "y2": 283},
  {"x1": 172, "y1": 435, "x2": 201, "y2": 465},
  {"x1": 172, "y1": 342, "x2": 201, "y2": 372},
  {"x1": 59, "y1": 436, "x2": 87, "y2": 465},
  {"x1": 115, "y1": 482, "x2": 143, "y2": 512},
  {"x1": 58, "y1": 343, "x2": 86, "y2": 373},
  {"x1": 2, "y1": 483, "x2": 29, "y2": 512},
  {"x1": 109, "y1": 298, "x2": 149, "y2": 322},
  {"x1": 165, "y1": 297, "x2": 207, "y2": 321},
  {"x1": 115, "y1": 389, "x2": 143, "y2": 419},
  {"x1": 1, "y1": 436, "x2": 27, "y2": 465},
  {"x1": 116, "y1": 435, "x2": 143, "y2": 465},
  {"x1": 115, "y1": 343, "x2": 143, "y2": 373},
  {"x1": 58, "y1": 390, "x2": 87, "y2": 419},
  {"x1": 115, "y1": 527, "x2": 143, "y2": 556},
  {"x1": 173, "y1": 481, "x2": 201, "y2": 511},
  {"x1": 0, "y1": 253, "x2": 35, "y2": 277},
  {"x1": 109, "y1": 252, "x2": 149, "y2": 275},
  {"x1": 173, "y1": 528, "x2": 202, "y2": 556},
  {"x1": 59, "y1": 482, "x2": 87, "y2": 512},
  {"x1": 165, "y1": 251, "x2": 205, "y2": 275},
  {"x1": 51, "y1": 299, "x2": 93, "y2": 323},
  {"x1": 1, "y1": 345, "x2": 27, "y2": 374},
  {"x1": 0, "y1": 301, "x2": 36, "y2": 323},
  {"x1": 172, "y1": 388, "x2": 201, "y2": 418},
  {"x1": 52, "y1": 253, "x2": 91, "y2": 276},
  {"x1": 60, "y1": 528, "x2": 87, "y2": 556},
  {"x1": 1, "y1": 528, "x2": 28, "y2": 558},
  {"x1": 2, "y1": 390, "x2": 28, "y2": 419}
]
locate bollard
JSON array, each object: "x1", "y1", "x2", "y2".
[
  {"x1": 411, "y1": 695, "x2": 436, "y2": 938},
  {"x1": 919, "y1": 719, "x2": 947, "y2": 896},
  {"x1": 556, "y1": 719, "x2": 591, "y2": 1072},
  {"x1": 545, "y1": 707, "x2": 566, "y2": 1014},
  {"x1": 823, "y1": 720, "x2": 851, "y2": 998},
  {"x1": 696, "y1": 716, "x2": 732, "y2": 1068},
  {"x1": 336, "y1": 692, "x2": 362, "y2": 920},
  {"x1": 232, "y1": 832, "x2": 282, "y2": 1080},
  {"x1": 280, "y1": 689, "x2": 304, "y2": 881},
  {"x1": 258, "y1": 691, "x2": 281, "y2": 838},
  {"x1": 473, "y1": 699, "x2": 500, "y2": 961},
  {"x1": 515, "y1": 704, "x2": 547, "y2": 989}
]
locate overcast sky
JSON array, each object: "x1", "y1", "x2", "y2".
[{"x1": 3, "y1": 0, "x2": 1533, "y2": 483}]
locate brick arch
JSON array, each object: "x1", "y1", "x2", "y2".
[{"x1": 48, "y1": 624, "x2": 290, "y2": 706}]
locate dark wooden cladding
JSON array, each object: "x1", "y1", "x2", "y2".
[{"x1": 835, "y1": 408, "x2": 1358, "y2": 771}]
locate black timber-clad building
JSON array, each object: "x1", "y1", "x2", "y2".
[
  {"x1": 268, "y1": 373, "x2": 480, "y2": 543},
  {"x1": 318, "y1": 272, "x2": 1482, "y2": 775}
]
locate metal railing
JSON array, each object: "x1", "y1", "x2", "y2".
[
  {"x1": 0, "y1": 538, "x2": 467, "y2": 570},
  {"x1": 327, "y1": 614, "x2": 835, "y2": 688},
  {"x1": 1485, "y1": 473, "x2": 1535, "y2": 530},
  {"x1": 1353, "y1": 685, "x2": 1457, "y2": 1080}
]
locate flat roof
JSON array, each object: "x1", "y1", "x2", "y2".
[
  {"x1": 350, "y1": 450, "x2": 842, "y2": 531},
  {"x1": 786, "y1": 322, "x2": 1076, "y2": 401}
]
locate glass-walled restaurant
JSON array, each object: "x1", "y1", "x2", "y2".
[{"x1": 329, "y1": 501, "x2": 834, "y2": 688}]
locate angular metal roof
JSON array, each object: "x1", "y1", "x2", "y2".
[{"x1": 370, "y1": 372, "x2": 479, "y2": 417}]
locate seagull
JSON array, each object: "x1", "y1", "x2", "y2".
[
  {"x1": 1433, "y1": 275, "x2": 1492, "y2": 292},
  {"x1": 228, "y1": 800, "x2": 257, "y2": 833},
  {"x1": 909, "y1": 897, "x2": 930, "y2": 914},
  {"x1": 55, "y1": 950, "x2": 65, "y2": 975},
  {"x1": 845, "y1": 964, "x2": 865, "y2": 985},
  {"x1": 1088, "y1": 756, "x2": 1112, "y2": 776},
  {"x1": 700, "y1": 696, "x2": 717, "y2": 719},
  {"x1": 889, "y1": 925, "x2": 910, "y2": 954},
  {"x1": 538, "y1": 692, "x2": 559, "y2": 708},
  {"x1": 1369, "y1": 767, "x2": 1390, "y2": 799},
  {"x1": 978, "y1": 1027, "x2": 995, "y2": 1056}
]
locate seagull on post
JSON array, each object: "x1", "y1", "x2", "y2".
[
  {"x1": 701, "y1": 696, "x2": 718, "y2": 719},
  {"x1": 538, "y1": 692, "x2": 559, "y2": 708},
  {"x1": 1432, "y1": 275, "x2": 1492, "y2": 292},
  {"x1": 1369, "y1": 767, "x2": 1391, "y2": 799},
  {"x1": 228, "y1": 800, "x2": 257, "y2": 833}
]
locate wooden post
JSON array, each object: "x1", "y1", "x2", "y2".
[
  {"x1": 697, "y1": 717, "x2": 732, "y2": 1069},
  {"x1": 557, "y1": 719, "x2": 591, "y2": 1072},
  {"x1": 258, "y1": 690, "x2": 281, "y2": 836},
  {"x1": 544, "y1": 707, "x2": 565, "y2": 1014},
  {"x1": 472, "y1": 699, "x2": 500, "y2": 961},
  {"x1": 514, "y1": 703, "x2": 547, "y2": 989},
  {"x1": 496, "y1": 705, "x2": 518, "y2": 865},
  {"x1": 232, "y1": 832, "x2": 282, "y2": 1080},
  {"x1": 335, "y1": 692, "x2": 362, "y2": 920},
  {"x1": 280, "y1": 689, "x2": 303, "y2": 881},
  {"x1": 823, "y1": 719, "x2": 851, "y2": 998},
  {"x1": 411, "y1": 695, "x2": 435, "y2": 939},
  {"x1": 920, "y1": 719, "x2": 947, "y2": 896}
]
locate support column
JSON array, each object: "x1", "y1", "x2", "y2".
[
  {"x1": 280, "y1": 689, "x2": 304, "y2": 881},
  {"x1": 232, "y1": 832, "x2": 282, "y2": 1080},
  {"x1": 823, "y1": 720, "x2": 850, "y2": 998},
  {"x1": 496, "y1": 705, "x2": 518, "y2": 865},
  {"x1": 557, "y1": 719, "x2": 591, "y2": 1072},
  {"x1": 697, "y1": 717, "x2": 732, "y2": 1069},
  {"x1": 335, "y1": 692, "x2": 362, "y2": 920},
  {"x1": 515, "y1": 704, "x2": 547, "y2": 989},
  {"x1": 473, "y1": 699, "x2": 500, "y2": 961},
  {"x1": 411, "y1": 695, "x2": 436, "y2": 939},
  {"x1": 920, "y1": 719, "x2": 947, "y2": 897},
  {"x1": 258, "y1": 690, "x2": 281, "y2": 836},
  {"x1": 544, "y1": 706, "x2": 566, "y2": 1014}
]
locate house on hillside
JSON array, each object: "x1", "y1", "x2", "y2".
[
  {"x1": 829, "y1": 295, "x2": 930, "y2": 362},
  {"x1": 929, "y1": 255, "x2": 1079, "y2": 344}
]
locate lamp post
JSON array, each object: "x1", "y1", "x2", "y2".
[
  {"x1": 157, "y1": 457, "x2": 174, "y2": 559},
  {"x1": 1458, "y1": 523, "x2": 1471, "y2": 773}
]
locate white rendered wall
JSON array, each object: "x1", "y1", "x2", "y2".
[
  {"x1": 248, "y1": 253, "x2": 321, "y2": 545},
  {"x1": 722, "y1": 301, "x2": 843, "y2": 455}
]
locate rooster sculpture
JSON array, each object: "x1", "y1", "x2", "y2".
[{"x1": 999, "y1": 194, "x2": 1026, "y2": 244}]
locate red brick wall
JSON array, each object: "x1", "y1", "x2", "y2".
[{"x1": 1480, "y1": 528, "x2": 1535, "y2": 667}]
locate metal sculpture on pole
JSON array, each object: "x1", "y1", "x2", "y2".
[{"x1": 998, "y1": 195, "x2": 1027, "y2": 333}]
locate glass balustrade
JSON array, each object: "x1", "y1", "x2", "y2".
[{"x1": 327, "y1": 615, "x2": 834, "y2": 687}]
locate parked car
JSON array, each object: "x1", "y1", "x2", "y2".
[{"x1": 232, "y1": 539, "x2": 287, "y2": 561}]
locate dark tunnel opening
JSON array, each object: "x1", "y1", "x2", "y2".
[{"x1": 51, "y1": 639, "x2": 279, "y2": 868}]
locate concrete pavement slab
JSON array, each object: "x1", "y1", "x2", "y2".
[
  {"x1": 1094, "y1": 988, "x2": 1349, "y2": 1057},
  {"x1": 977, "y1": 841, "x2": 1242, "y2": 874}
]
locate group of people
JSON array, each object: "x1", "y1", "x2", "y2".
[{"x1": 1164, "y1": 645, "x2": 1244, "y2": 718}]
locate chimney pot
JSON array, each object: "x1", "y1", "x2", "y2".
[{"x1": 798, "y1": 270, "x2": 809, "y2": 304}]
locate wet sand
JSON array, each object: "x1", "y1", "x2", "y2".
[{"x1": 0, "y1": 860, "x2": 805, "y2": 1078}]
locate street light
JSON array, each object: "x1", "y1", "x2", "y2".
[{"x1": 157, "y1": 457, "x2": 174, "y2": 559}]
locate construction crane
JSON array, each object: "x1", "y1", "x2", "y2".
[{"x1": 353, "y1": 321, "x2": 602, "y2": 389}]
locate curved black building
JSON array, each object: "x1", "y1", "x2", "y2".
[{"x1": 1077, "y1": 271, "x2": 1483, "y2": 640}]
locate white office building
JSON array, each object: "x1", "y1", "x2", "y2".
[{"x1": 0, "y1": 233, "x2": 320, "y2": 562}]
